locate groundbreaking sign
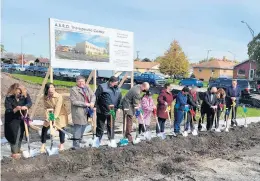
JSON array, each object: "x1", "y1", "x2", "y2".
[{"x1": 49, "y1": 18, "x2": 134, "y2": 71}]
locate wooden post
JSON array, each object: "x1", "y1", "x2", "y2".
[
  {"x1": 50, "y1": 66, "x2": 53, "y2": 83},
  {"x1": 30, "y1": 66, "x2": 51, "y2": 119},
  {"x1": 93, "y1": 70, "x2": 97, "y2": 91},
  {"x1": 131, "y1": 71, "x2": 134, "y2": 88},
  {"x1": 119, "y1": 72, "x2": 128, "y2": 88},
  {"x1": 86, "y1": 70, "x2": 94, "y2": 85}
]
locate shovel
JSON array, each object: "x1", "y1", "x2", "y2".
[
  {"x1": 119, "y1": 109, "x2": 129, "y2": 146},
  {"x1": 232, "y1": 101, "x2": 238, "y2": 127},
  {"x1": 91, "y1": 108, "x2": 101, "y2": 148},
  {"x1": 190, "y1": 110, "x2": 198, "y2": 136},
  {"x1": 46, "y1": 109, "x2": 59, "y2": 156},
  {"x1": 242, "y1": 105, "x2": 248, "y2": 128},
  {"x1": 133, "y1": 107, "x2": 141, "y2": 144},
  {"x1": 139, "y1": 111, "x2": 151, "y2": 141},
  {"x1": 20, "y1": 110, "x2": 40, "y2": 158},
  {"x1": 108, "y1": 105, "x2": 117, "y2": 148},
  {"x1": 165, "y1": 106, "x2": 174, "y2": 136},
  {"x1": 182, "y1": 111, "x2": 188, "y2": 137},
  {"x1": 224, "y1": 108, "x2": 229, "y2": 132}
]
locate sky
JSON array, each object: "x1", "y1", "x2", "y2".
[
  {"x1": 1, "y1": 0, "x2": 260, "y2": 62},
  {"x1": 56, "y1": 31, "x2": 108, "y2": 48}
]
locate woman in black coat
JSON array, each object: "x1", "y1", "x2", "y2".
[{"x1": 4, "y1": 83, "x2": 32, "y2": 159}]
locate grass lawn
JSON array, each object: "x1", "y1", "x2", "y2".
[{"x1": 11, "y1": 74, "x2": 260, "y2": 118}]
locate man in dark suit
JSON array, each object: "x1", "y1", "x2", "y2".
[
  {"x1": 225, "y1": 79, "x2": 241, "y2": 127},
  {"x1": 201, "y1": 87, "x2": 218, "y2": 130}
]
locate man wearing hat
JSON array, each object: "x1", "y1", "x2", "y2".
[{"x1": 94, "y1": 76, "x2": 122, "y2": 144}]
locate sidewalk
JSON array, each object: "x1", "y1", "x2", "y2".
[{"x1": 1, "y1": 117, "x2": 260, "y2": 159}]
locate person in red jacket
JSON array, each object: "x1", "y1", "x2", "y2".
[{"x1": 156, "y1": 83, "x2": 174, "y2": 136}]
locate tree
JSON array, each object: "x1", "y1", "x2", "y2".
[
  {"x1": 0, "y1": 44, "x2": 6, "y2": 53},
  {"x1": 159, "y1": 40, "x2": 189, "y2": 77},
  {"x1": 248, "y1": 32, "x2": 260, "y2": 74},
  {"x1": 199, "y1": 57, "x2": 215, "y2": 63},
  {"x1": 142, "y1": 58, "x2": 151, "y2": 62},
  {"x1": 154, "y1": 56, "x2": 163, "y2": 62}
]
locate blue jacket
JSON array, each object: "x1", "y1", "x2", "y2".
[
  {"x1": 225, "y1": 86, "x2": 241, "y2": 106},
  {"x1": 175, "y1": 92, "x2": 187, "y2": 111}
]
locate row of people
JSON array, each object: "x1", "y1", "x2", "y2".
[{"x1": 4, "y1": 76, "x2": 241, "y2": 158}]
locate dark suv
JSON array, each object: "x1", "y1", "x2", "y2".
[{"x1": 208, "y1": 78, "x2": 252, "y2": 98}]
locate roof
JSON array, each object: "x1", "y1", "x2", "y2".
[
  {"x1": 35, "y1": 58, "x2": 49, "y2": 63},
  {"x1": 134, "y1": 61, "x2": 159, "y2": 69},
  {"x1": 234, "y1": 59, "x2": 256, "y2": 68},
  {"x1": 193, "y1": 59, "x2": 236, "y2": 70}
]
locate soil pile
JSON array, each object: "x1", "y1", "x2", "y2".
[{"x1": 1, "y1": 122, "x2": 260, "y2": 181}]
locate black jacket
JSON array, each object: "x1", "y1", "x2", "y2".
[
  {"x1": 187, "y1": 92, "x2": 200, "y2": 111},
  {"x1": 95, "y1": 83, "x2": 122, "y2": 115},
  {"x1": 225, "y1": 86, "x2": 241, "y2": 106},
  {"x1": 201, "y1": 91, "x2": 218, "y2": 111},
  {"x1": 4, "y1": 94, "x2": 32, "y2": 144}
]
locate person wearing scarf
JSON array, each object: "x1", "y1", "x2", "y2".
[{"x1": 70, "y1": 76, "x2": 96, "y2": 149}]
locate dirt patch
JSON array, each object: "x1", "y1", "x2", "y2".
[{"x1": 1, "y1": 122, "x2": 260, "y2": 181}]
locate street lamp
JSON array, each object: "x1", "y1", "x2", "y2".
[
  {"x1": 241, "y1": 21, "x2": 254, "y2": 38},
  {"x1": 228, "y1": 51, "x2": 236, "y2": 61},
  {"x1": 21, "y1": 33, "x2": 35, "y2": 68},
  {"x1": 206, "y1": 49, "x2": 212, "y2": 61},
  {"x1": 241, "y1": 21, "x2": 255, "y2": 80}
]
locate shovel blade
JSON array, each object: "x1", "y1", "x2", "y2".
[
  {"x1": 46, "y1": 147, "x2": 59, "y2": 156},
  {"x1": 108, "y1": 139, "x2": 117, "y2": 148},
  {"x1": 182, "y1": 131, "x2": 188, "y2": 137},
  {"x1": 92, "y1": 137, "x2": 100, "y2": 148},
  {"x1": 119, "y1": 138, "x2": 128, "y2": 146},
  {"x1": 133, "y1": 137, "x2": 141, "y2": 144},
  {"x1": 145, "y1": 131, "x2": 152, "y2": 141},
  {"x1": 22, "y1": 149, "x2": 40, "y2": 158},
  {"x1": 192, "y1": 129, "x2": 198, "y2": 136}
]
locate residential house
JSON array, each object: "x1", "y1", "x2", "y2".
[
  {"x1": 193, "y1": 57, "x2": 236, "y2": 81},
  {"x1": 35, "y1": 58, "x2": 50, "y2": 67},
  {"x1": 233, "y1": 60, "x2": 257, "y2": 80},
  {"x1": 134, "y1": 61, "x2": 160, "y2": 73}
]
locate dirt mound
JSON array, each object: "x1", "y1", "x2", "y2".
[{"x1": 1, "y1": 122, "x2": 260, "y2": 181}]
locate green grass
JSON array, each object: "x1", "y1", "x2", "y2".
[{"x1": 11, "y1": 74, "x2": 260, "y2": 118}]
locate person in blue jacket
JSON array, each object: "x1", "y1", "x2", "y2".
[
  {"x1": 225, "y1": 79, "x2": 241, "y2": 127},
  {"x1": 174, "y1": 87, "x2": 190, "y2": 134}
]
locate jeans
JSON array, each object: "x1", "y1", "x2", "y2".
[
  {"x1": 96, "y1": 113, "x2": 114, "y2": 140},
  {"x1": 10, "y1": 125, "x2": 23, "y2": 154},
  {"x1": 41, "y1": 126, "x2": 65, "y2": 144},
  {"x1": 156, "y1": 117, "x2": 166, "y2": 133},
  {"x1": 174, "y1": 110, "x2": 184, "y2": 133},
  {"x1": 73, "y1": 124, "x2": 87, "y2": 148}
]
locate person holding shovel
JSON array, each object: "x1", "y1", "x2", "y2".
[
  {"x1": 202, "y1": 87, "x2": 218, "y2": 131},
  {"x1": 156, "y1": 83, "x2": 174, "y2": 136},
  {"x1": 94, "y1": 76, "x2": 122, "y2": 145},
  {"x1": 70, "y1": 76, "x2": 96, "y2": 149},
  {"x1": 225, "y1": 79, "x2": 241, "y2": 127},
  {"x1": 121, "y1": 82, "x2": 150, "y2": 143},
  {"x1": 40, "y1": 83, "x2": 69, "y2": 153},
  {"x1": 174, "y1": 87, "x2": 190, "y2": 135},
  {"x1": 183, "y1": 87, "x2": 200, "y2": 136},
  {"x1": 4, "y1": 83, "x2": 32, "y2": 159},
  {"x1": 138, "y1": 91, "x2": 156, "y2": 135}
]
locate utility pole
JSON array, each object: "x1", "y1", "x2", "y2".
[
  {"x1": 206, "y1": 49, "x2": 212, "y2": 61},
  {"x1": 136, "y1": 51, "x2": 140, "y2": 60},
  {"x1": 228, "y1": 51, "x2": 236, "y2": 61}
]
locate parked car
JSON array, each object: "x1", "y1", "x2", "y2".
[
  {"x1": 118, "y1": 71, "x2": 131, "y2": 83},
  {"x1": 179, "y1": 78, "x2": 203, "y2": 88},
  {"x1": 135, "y1": 72, "x2": 166, "y2": 87},
  {"x1": 66, "y1": 69, "x2": 81, "y2": 78},
  {"x1": 208, "y1": 78, "x2": 252, "y2": 98},
  {"x1": 80, "y1": 69, "x2": 91, "y2": 78},
  {"x1": 2, "y1": 64, "x2": 12, "y2": 71}
]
